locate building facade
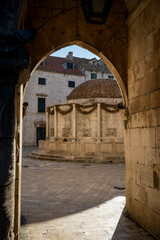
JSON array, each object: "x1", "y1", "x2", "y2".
[{"x1": 23, "y1": 52, "x2": 115, "y2": 146}]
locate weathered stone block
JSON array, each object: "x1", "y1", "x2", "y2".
[
  {"x1": 146, "y1": 32, "x2": 153, "y2": 55},
  {"x1": 157, "y1": 108, "x2": 160, "y2": 126},
  {"x1": 128, "y1": 16, "x2": 139, "y2": 41},
  {"x1": 132, "y1": 45, "x2": 140, "y2": 65},
  {"x1": 140, "y1": 72, "x2": 157, "y2": 95},
  {"x1": 133, "y1": 183, "x2": 147, "y2": 205},
  {"x1": 124, "y1": 146, "x2": 131, "y2": 164},
  {"x1": 130, "y1": 145, "x2": 144, "y2": 165},
  {"x1": 130, "y1": 128, "x2": 141, "y2": 146},
  {"x1": 0, "y1": 139, "x2": 15, "y2": 186},
  {"x1": 128, "y1": 79, "x2": 141, "y2": 100},
  {"x1": 139, "y1": 7, "x2": 149, "y2": 38},
  {"x1": 124, "y1": 128, "x2": 130, "y2": 146},
  {"x1": 153, "y1": 28, "x2": 160, "y2": 48},
  {"x1": 139, "y1": 39, "x2": 146, "y2": 60},
  {"x1": 147, "y1": 188, "x2": 160, "y2": 214},
  {"x1": 129, "y1": 98, "x2": 140, "y2": 114},
  {"x1": 157, "y1": 67, "x2": 160, "y2": 88},
  {"x1": 125, "y1": 179, "x2": 133, "y2": 204},
  {"x1": 139, "y1": 94, "x2": 150, "y2": 111},
  {"x1": 155, "y1": 11, "x2": 160, "y2": 30},
  {"x1": 128, "y1": 67, "x2": 135, "y2": 84},
  {"x1": 132, "y1": 198, "x2": 146, "y2": 222},
  {"x1": 144, "y1": 147, "x2": 159, "y2": 167},
  {"x1": 141, "y1": 127, "x2": 156, "y2": 147},
  {"x1": 147, "y1": 109, "x2": 157, "y2": 127},
  {"x1": 156, "y1": 126, "x2": 160, "y2": 148},
  {"x1": 150, "y1": 89, "x2": 160, "y2": 108},
  {"x1": 130, "y1": 112, "x2": 147, "y2": 128},
  {"x1": 153, "y1": 48, "x2": 159, "y2": 70},
  {"x1": 145, "y1": 205, "x2": 160, "y2": 237},
  {"x1": 125, "y1": 162, "x2": 135, "y2": 181},
  {"x1": 145, "y1": 52, "x2": 153, "y2": 73},
  {"x1": 136, "y1": 164, "x2": 154, "y2": 188}
]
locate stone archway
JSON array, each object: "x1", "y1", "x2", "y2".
[
  {"x1": 1, "y1": 0, "x2": 160, "y2": 239},
  {"x1": 25, "y1": 0, "x2": 128, "y2": 95},
  {"x1": 20, "y1": 3, "x2": 128, "y2": 237}
]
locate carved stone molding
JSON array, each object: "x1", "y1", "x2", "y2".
[
  {"x1": 83, "y1": 128, "x2": 91, "y2": 137},
  {"x1": 106, "y1": 128, "x2": 117, "y2": 137},
  {"x1": 62, "y1": 127, "x2": 70, "y2": 137},
  {"x1": 51, "y1": 128, "x2": 54, "y2": 137}
]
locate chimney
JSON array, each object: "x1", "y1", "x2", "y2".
[{"x1": 67, "y1": 51, "x2": 73, "y2": 60}]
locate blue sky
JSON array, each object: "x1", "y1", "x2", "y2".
[{"x1": 51, "y1": 45, "x2": 100, "y2": 59}]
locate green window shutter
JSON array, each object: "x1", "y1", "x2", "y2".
[
  {"x1": 91, "y1": 73, "x2": 97, "y2": 79},
  {"x1": 38, "y1": 98, "x2": 45, "y2": 112}
]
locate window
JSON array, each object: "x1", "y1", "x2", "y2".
[
  {"x1": 91, "y1": 73, "x2": 97, "y2": 79},
  {"x1": 38, "y1": 78, "x2": 46, "y2": 85},
  {"x1": 38, "y1": 98, "x2": 45, "y2": 112},
  {"x1": 108, "y1": 75, "x2": 114, "y2": 79},
  {"x1": 68, "y1": 81, "x2": 75, "y2": 88},
  {"x1": 40, "y1": 61, "x2": 45, "y2": 66},
  {"x1": 67, "y1": 62, "x2": 73, "y2": 69}
]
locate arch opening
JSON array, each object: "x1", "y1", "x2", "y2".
[{"x1": 21, "y1": 44, "x2": 128, "y2": 239}]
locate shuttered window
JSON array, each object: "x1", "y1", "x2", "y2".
[
  {"x1": 38, "y1": 98, "x2": 45, "y2": 112},
  {"x1": 91, "y1": 73, "x2": 97, "y2": 79},
  {"x1": 68, "y1": 81, "x2": 75, "y2": 88},
  {"x1": 108, "y1": 75, "x2": 114, "y2": 79},
  {"x1": 38, "y1": 78, "x2": 46, "y2": 85},
  {"x1": 67, "y1": 62, "x2": 73, "y2": 69}
]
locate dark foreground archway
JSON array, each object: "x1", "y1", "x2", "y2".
[{"x1": 0, "y1": 0, "x2": 160, "y2": 239}]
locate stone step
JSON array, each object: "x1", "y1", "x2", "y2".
[{"x1": 28, "y1": 151, "x2": 125, "y2": 164}]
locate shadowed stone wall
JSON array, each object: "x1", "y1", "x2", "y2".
[{"x1": 125, "y1": 0, "x2": 160, "y2": 237}]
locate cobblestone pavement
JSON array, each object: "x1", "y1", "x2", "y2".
[{"x1": 20, "y1": 150, "x2": 155, "y2": 240}]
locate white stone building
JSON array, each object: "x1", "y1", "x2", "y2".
[{"x1": 23, "y1": 52, "x2": 115, "y2": 146}]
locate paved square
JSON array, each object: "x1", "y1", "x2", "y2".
[{"x1": 20, "y1": 148, "x2": 155, "y2": 240}]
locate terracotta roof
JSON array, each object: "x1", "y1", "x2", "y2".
[
  {"x1": 67, "y1": 79, "x2": 122, "y2": 100},
  {"x1": 37, "y1": 56, "x2": 84, "y2": 76},
  {"x1": 72, "y1": 57, "x2": 111, "y2": 73}
]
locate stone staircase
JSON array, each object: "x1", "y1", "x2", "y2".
[{"x1": 28, "y1": 151, "x2": 125, "y2": 164}]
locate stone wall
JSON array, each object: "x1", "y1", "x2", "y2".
[{"x1": 126, "y1": 0, "x2": 160, "y2": 237}]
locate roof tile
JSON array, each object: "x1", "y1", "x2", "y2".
[{"x1": 67, "y1": 79, "x2": 122, "y2": 100}]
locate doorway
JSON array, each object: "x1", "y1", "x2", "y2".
[{"x1": 36, "y1": 127, "x2": 46, "y2": 146}]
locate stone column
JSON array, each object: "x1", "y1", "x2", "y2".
[
  {"x1": 72, "y1": 104, "x2": 76, "y2": 140},
  {"x1": 14, "y1": 85, "x2": 23, "y2": 240},
  {"x1": 54, "y1": 106, "x2": 57, "y2": 139},
  {"x1": 0, "y1": 29, "x2": 33, "y2": 240},
  {"x1": 97, "y1": 103, "x2": 101, "y2": 141},
  {"x1": 46, "y1": 108, "x2": 49, "y2": 140},
  {"x1": 0, "y1": 74, "x2": 16, "y2": 240}
]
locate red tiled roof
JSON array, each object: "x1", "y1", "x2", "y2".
[
  {"x1": 67, "y1": 79, "x2": 122, "y2": 100},
  {"x1": 37, "y1": 56, "x2": 84, "y2": 76}
]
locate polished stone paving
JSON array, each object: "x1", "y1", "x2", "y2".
[{"x1": 20, "y1": 148, "x2": 155, "y2": 240}]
